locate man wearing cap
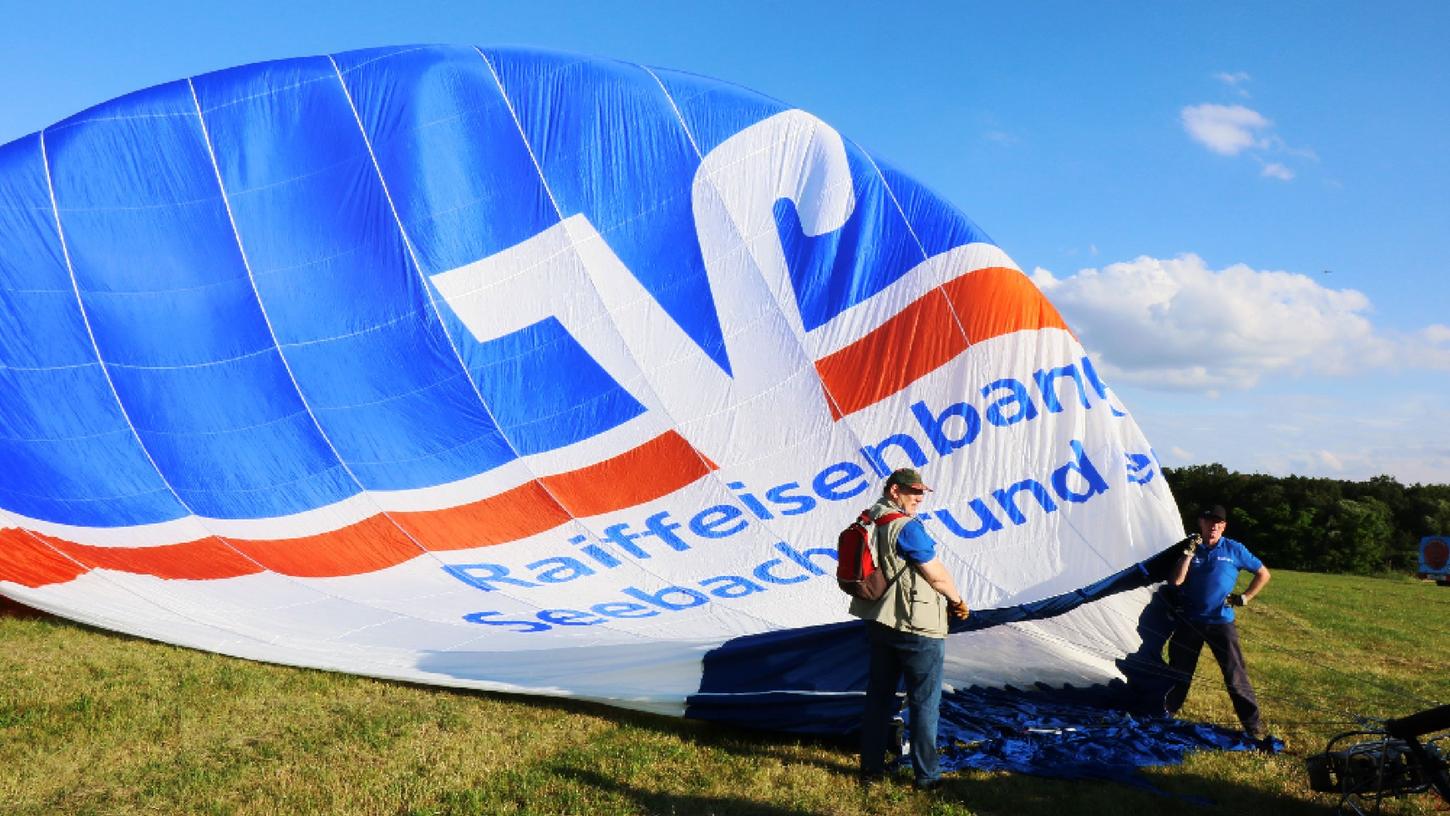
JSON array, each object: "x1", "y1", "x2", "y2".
[
  {"x1": 852, "y1": 467, "x2": 970, "y2": 790},
  {"x1": 1165, "y1": 504, "x2": 1272, "y2": 738}
]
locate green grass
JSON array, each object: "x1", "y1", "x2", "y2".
[{"x1": 2, "y1": 570, "x2": 1447, "y2": 815}]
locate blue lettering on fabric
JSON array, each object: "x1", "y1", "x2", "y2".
[{"x1": 448, "y1": 355, "x2": 1141, "y2": 632}]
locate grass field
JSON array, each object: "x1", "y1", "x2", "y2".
[{"x1": 3, "y1": 569, "x2": 1447, "y2": 815}]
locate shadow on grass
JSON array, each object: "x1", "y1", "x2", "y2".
[
  {"x1": 554, "y1": 766, "x2": 819, "y2": 816},
  {"x1": 487, "y1": 686, "x2": 863, "y2": 776},
  {"x1": 0, "y1": 595, "x2": 48, "y2": 618},
  {"x1": 906, "y1": 765, "x2": 1327, "y2": 816}
]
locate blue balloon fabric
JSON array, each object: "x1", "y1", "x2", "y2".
[
  {"x1": 924, "y1": 686, "x2": 1281, "y2": 797},
  {"x1": 3, "y1": 43, "x2": 1192, "y2": 738}
]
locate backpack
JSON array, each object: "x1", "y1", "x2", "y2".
[{"x1": 836, "y1": 509, "x2": 907, "y2": 600}]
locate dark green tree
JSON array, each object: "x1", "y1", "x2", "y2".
[{"x1": 1162, "y1": 464, "x2": 1447, "y2": 576}]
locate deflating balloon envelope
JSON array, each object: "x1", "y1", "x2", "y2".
[{"x1": 0, "y1": 45, "x2": 1182, "y2": 726}]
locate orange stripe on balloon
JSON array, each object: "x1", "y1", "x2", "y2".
[
  {"x1": 48, "y1": 534, "x2": 262, "y2": 581},
  {"x1": 395, "y1": 430, "x2": 712, "y2": 547},
  {"x1": 0, "y1": 528, "x2": 88, "y2": 588},
  {"x1": 941, "y1": 265, "x2": 1069, "y2": 344},
  {"x1": 1, "y1": 430, "x2": 715, "y2": 587},
  {"x1": 543, "y1": 430, "x2": 715, "y2": 517},
  {"x1": 816, "y1": 266, "x2": 1067, "y2": 419},
  {"x1": 394, "y1": 480, "x2": 569, "y2": 551},
  {"x1": 230, "y1": 513, "x2": 420, "y2": 578},
  {"x1": 815, "y1": 290, "x2": 965, "y2": 420}
]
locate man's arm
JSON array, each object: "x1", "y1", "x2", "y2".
[
  {"x1": 1168, "y1": 534, "x2": 1200, "y2": 586},
  {"x1": 1231, "y1": 565, "x2": 1271, "y2": 606},
  {"x1": 913, "y1": 558, "x2": 969, "y2": 618},
  {"x1": 897, "y1": 520, "x2": 969, "y2": 618},
  {"x1": 1170, "y1": 550, "x2": 1193, "y2": 586}
]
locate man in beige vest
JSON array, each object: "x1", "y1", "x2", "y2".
[{"x1": 852, "y1": 468, "x2": 969, "y2": 790}]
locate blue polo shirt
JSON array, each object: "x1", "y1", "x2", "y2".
[
  {"x1": 896, "y1": 518, "x2": 937, "y2": 565},
  {"x1": 1180, "y1": 536, "x2": 1263, "y2": 624}
]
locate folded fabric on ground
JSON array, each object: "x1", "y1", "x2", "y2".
[{"x1": 922, "y1": 685, "x2": 1281, "y2": 795}]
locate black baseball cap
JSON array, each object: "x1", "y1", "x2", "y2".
[
  {"x1": 887, "y1": 468, "x2": 933, "y2": 492},
  {"x1": 1198, "y1": 504, "x2": 1228, "y2": 521}
]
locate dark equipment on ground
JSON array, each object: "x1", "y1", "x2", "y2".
[{"x1": 1305, "y1": 704, "x2": 1450, "y2": 815}]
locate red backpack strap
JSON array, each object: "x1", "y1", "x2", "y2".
[
  {"x1": 860, "y1": 506, "x2": 908, "y2": 526},
  {"x1": 864, "y1": 510, "x2": 911, "y2": 590}
]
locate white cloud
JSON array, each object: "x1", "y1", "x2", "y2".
[
  {"x1": 1181, "y1": 104, "x2": 1272, "y2": 156},
  {"x1": 1032, "y1": 254, "x2": 1408, "y2": 391},
  {"x1": 1126, "y1": 389, "x2": 1450, "y2": 483},
  {"x1": 1315, "y1": 450, "x2": 1345, "y2": 471},
  {"x1": 1283, "y1": 144, "x2": 1320, "y2": 162},
  {"x1": 1260, "y1": 162, "x2": 1294, "y2": 181},
  {"x1": 1263, "y1": 442, "x2": 1450, "y2": 483},
  {"x1": 1214, "y1": 71, "x2": 1252, "y2": 97},
  {"x1": 1407, "y1": 324, "x2": 1450, "y2": 370},
  {"x1": 1181, "y1": 102, "x2": 1314, "y2": 182}
]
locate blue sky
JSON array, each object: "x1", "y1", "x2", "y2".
[{"x1": 3, "y1": 1, "x2": 1447, "y2": 483}]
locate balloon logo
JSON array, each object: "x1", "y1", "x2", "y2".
[{"x1": 1423, "y1": 538, "x2": 1449, "y2": 572}]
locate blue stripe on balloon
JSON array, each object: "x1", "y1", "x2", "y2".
[{"x1": 0, "y1": 46, "x2": 995, "y2": 527}]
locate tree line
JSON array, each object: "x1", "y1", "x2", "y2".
[{"x1": 1162, "y1": 464, "x2": 1450, "y2": 576}]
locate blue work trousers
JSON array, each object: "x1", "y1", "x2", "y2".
[
  {"x1": 860, "y1": 621, "x2": 945, "y2": 785},
  {"x1": 1164, "y1": 619, "x2": 1262, "y2": 735}
]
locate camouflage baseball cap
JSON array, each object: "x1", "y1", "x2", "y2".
[{"x1": 886, "y1": 468, "x2": 932, "y2": 492}]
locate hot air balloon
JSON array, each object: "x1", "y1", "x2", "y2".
[{"x1": 0, "y1": 45, "x2": 1183, "y2": 731}]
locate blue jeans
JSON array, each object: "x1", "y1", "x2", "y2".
[{"x1": 860, "y1": 622, "x2": 945, "y2": 785}]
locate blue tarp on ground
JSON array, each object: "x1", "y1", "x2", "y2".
[{"x1": 918, "y1": 685, "x2": 1280, "y2": 794}]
